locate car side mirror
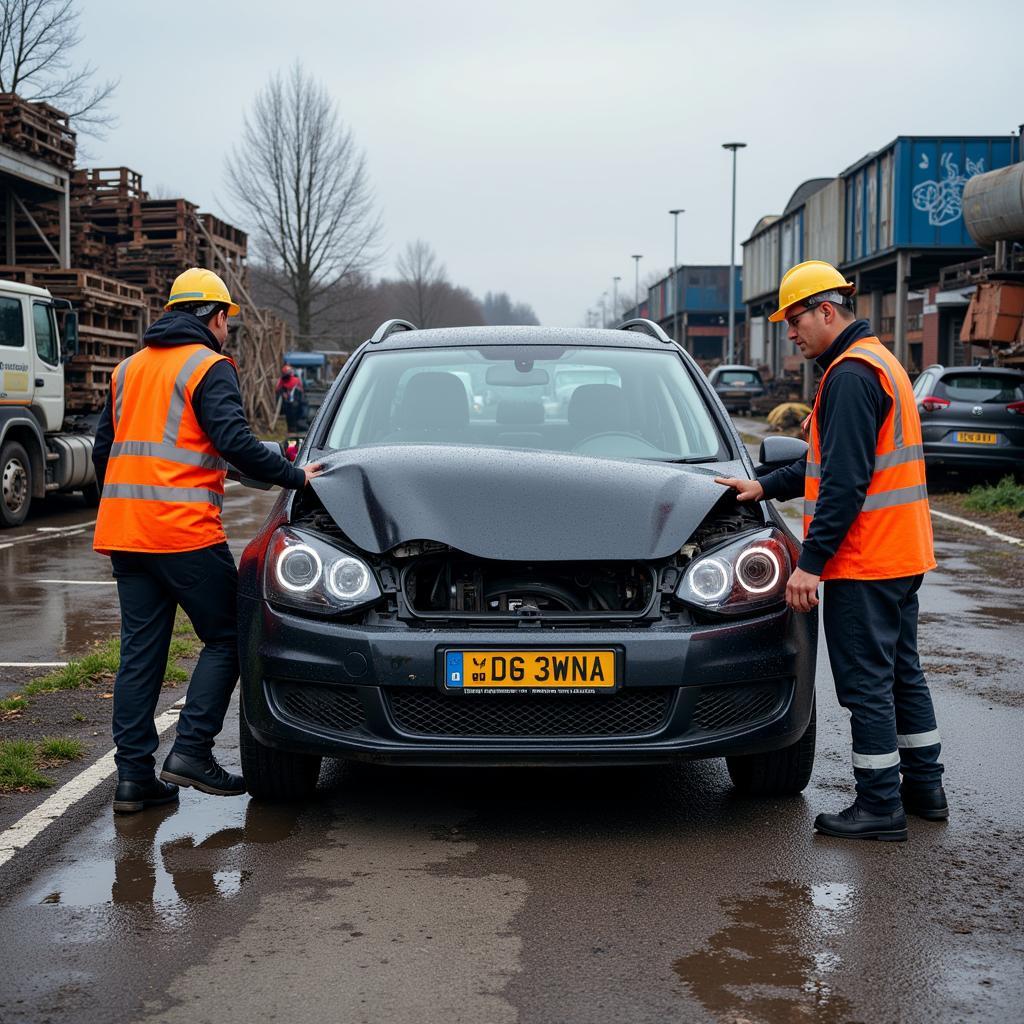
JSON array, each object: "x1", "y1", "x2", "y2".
[
  {"x1": 758, "y1": 435, "x2": 808, "y2": 468},
  {"x1": 225, "y1": 440, "x2": 286, "y2": 490},
  {"x1": 61, "y1": 310, "x2": 79, "y2": 361}
]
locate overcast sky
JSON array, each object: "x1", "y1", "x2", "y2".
[{"x1": 77, "y1": 0, "x2": 1020, "y2": 326}]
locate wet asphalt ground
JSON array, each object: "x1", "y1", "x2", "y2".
[{"x1": 1, "y1": 444, "x2": 1023, "y2": 1023}]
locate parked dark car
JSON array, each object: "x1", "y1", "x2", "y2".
[
  {"x1": 707, "y1": 364, "x2": 765, "y2": 414},
  {"x1": 912, "y1": 364, "x2": 1024, "y2": 472},
  {"x1": 237, "y1": 320, "x2": 817, "y2": 802}
]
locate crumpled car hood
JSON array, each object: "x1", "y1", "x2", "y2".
[{"x1": 309, "y1": 444, "x2": 741, "y2": 562}]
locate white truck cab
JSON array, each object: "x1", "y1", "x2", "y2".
[{"x1": 0, "y1": 278, "x2": 93, "y2": 527}]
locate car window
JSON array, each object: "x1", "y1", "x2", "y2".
[
  {"x1": 0, "y1": 296, "x2": 24, "y2": 348},
  {"x1": 32, "y1": 303, "x2": 58, "y2": 366},
  {"x1": 717, "y1": 370, "x2": 761, "y2": 386},
  {"x1": 912, "y1": 371, "x2": 935, "y2": 397},
  {"x1": 325, "y1": 345, "x2": 727, "y2": 461},
  {"x1": 936, "y1": 373, "x2": 1024, "y2": 403}
]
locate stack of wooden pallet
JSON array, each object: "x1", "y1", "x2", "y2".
[
  {"x1": 0, "y1": 94, "x2": 76, "y2": 169},
  {"x1": 0, "y1": 267, "x2": 145, "y2": 411}
]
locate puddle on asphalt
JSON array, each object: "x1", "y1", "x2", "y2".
[
  {"x1": 27, "y1": 794, "x2": 299, "y2": 916},
  {"x1": 673, "y1": 879, "x2": 855, "y2": 1023}
]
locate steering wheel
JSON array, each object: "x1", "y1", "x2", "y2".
[{"x1": 572, "y1": 431, "x2": 660, "y2": 455}]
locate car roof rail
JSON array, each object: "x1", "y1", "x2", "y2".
[
  {"x1": 369, "y1": 319, "x2": 417, "y2": 344},
  {"x1": 616, "y1": 318, "x2": 674, "y2": 344}
]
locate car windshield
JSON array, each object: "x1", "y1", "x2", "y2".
[
  {"x1": 324, "y1": 345, "x2": 727, "y2": 461},
  {"x1": 717, "y1": 370, "x2": 760, "y2": 386},
  {"x1": 938, "y1": 373, "x2": 1024, "y2": 403}
]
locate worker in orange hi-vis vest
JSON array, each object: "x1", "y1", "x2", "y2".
[
  {"x1": 715, "y1": 261, "x2": 944, "y2": 843},
  {"x1": 92, "y1": 268, "x2": 324, "y2": 814}
]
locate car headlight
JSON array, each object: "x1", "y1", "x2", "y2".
[
  {"x1": 677, "y1": 528, "x2": 792, "y2": 615},
  {"x1": 264, "y1": 527, "x2": 381, "y2": 614}
]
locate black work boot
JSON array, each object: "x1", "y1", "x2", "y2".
[
  {"x1": 113, "y1": 777, "x2": 179, "y2": 814},
  {"x1": 814, "y1": 801, "x2": 908, "y2": 842},
  {"x1": 160, "y1": 750, "x2": 245, "y2": 796},
  {"x1": 900, "y1": 783, "x2": 949, "y2": 821}
]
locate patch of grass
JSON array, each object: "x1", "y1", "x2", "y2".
[
  {"x1": 739, "y1": 431, "x2": 762, "y2": 446},
  {"x1": 38, "y1": 736, "x2": 86, "y2": 761},
  {"x1": 24, "y1": 638, "x2": 121, "y2": 696},
  {"x1": 71, "y1": 710, "x2": 86, "y2": 722},
  {"x1": 963, "y1": 475, "x2": 1024, "y2": 515},
  {"x1": 0, "y1": 695, "x2": 27, "y2": 714},
  {"x1": 0, "y1": 740, "x2": 53, "y2": 791}
]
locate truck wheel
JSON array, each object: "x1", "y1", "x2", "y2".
[
  {"x1": 81, "y1": 481, "x2": 101, "y2": 508},
  {"x1": 240, "y1": 703, "x2": 322, "y2": 802},
  {"x1": 0, "y1": 439, "x2": 32, "y2": 527},
  {"x1": 726, "y1": 701, "x2": 815, "y2": 796}
]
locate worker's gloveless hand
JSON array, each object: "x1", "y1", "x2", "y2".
[
  {"x1": 303, "y1": 462, "x2": 326, "y2": 486},
  {"x1": 786, "y1": 567, "x2": 820, "y2": 613},
  {"x1": 713, "y1": 477, "x2": 765, "y2": 503}
]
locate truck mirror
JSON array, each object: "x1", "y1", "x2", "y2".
[{"x1": 62, "y1": 310, "x2": 80, "y2": 360}]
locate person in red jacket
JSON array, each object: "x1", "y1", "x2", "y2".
[{"x1": 276, "y1": 364, "x2": 305, "y2": 432}]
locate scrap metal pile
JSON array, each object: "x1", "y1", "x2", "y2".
[{"x1": 0, "y1": 94, "x2": 290, "y2": 424}]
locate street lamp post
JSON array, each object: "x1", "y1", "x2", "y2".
[
  {"x1": 600, "y1": 291, "x2": 608, "y2": 328},
  {"x1": 722, "y1": 142, "x2": 746, "y2": 364},
  {"x1": 669, "y1": 208, "x2": 684, "y2": 344},
  {"x1": 612, "y1": 275, "x2": 621, "y2": 325},
  {"x1": 631, "y1": 254, "x2": 643, "y2": 317}
]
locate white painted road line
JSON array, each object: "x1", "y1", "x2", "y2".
[
  {"x1": 34, "y1": 579, "x2": 117, "y2": 586},
  {"x1": 931, "y1": 507, "x2": 1024, "y2": 548},
  {"x1": 0, "y1": 661, "x2": 69, "y2": 668},
  {"x1": 0, "y1": 697, "x2": 186, "y2": 871}
]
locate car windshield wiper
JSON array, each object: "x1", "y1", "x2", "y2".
[{"x1": 659, "y1": 456, "x2": 720, "y2": 464}]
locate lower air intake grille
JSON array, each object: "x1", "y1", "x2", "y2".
[
  {"x1": 690, "y1": 684, "x2": 784, "y2": 732},
  {"x1": 273, "y1": 683, "x2": 366, "y2": 733},
  {"x1": 387, "y1": 689, "x2": 673, "y2": 738}
]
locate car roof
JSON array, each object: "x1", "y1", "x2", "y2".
[
  {"x1": 370, "y1": 325, "x2": 675, "y2": 351},
  {"x1": 926, "y1": 364, "x2": 1024, "y2": 377}
]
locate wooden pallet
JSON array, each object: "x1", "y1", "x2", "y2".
[{"x1": 0, "y1": 93, "x2": 76, "y2": 169}]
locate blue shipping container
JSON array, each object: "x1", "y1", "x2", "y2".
[{"x1": 844, "y1": 136, "x2": 1019, "y2": 263}]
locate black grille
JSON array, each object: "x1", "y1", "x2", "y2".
[
  {"x1": 273, "y1": 683, "x2": 366, "y2": 733},
  {"x1": 690, "y1": 684, "x2": 783, "y2": 732},
  {"x1": 387, "y1": 689, "x2": 672, "y2": 738}
]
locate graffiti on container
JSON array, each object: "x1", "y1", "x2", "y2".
[{"x1": 912, "y1": 152, "x2": 985, "y2": 227}]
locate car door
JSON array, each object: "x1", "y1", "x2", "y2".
[{"x1": 31, "y1": 301, "x2": 63, "y2": 431}]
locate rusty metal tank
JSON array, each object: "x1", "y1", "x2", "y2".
[{"x1": 963, "y1": 161, "x2": 1024, "y2": 247}]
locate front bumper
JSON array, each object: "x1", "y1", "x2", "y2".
[{"x1": 239, "y1": 595, "x2": 817, "y2": 766}]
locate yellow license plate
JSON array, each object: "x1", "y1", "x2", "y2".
[
  {"x1": 956, "y1": 432, "x2": 997, "y2": 444},
  {"x1": 444, "y1": 650, "x2": 616, "y2": 691}
]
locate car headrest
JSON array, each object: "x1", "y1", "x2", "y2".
[
  {"x1": 568, "y1": 383, "x2": 629, "y2": 432},
  {"x1": 396, "y1": 372, "x2": 469, "y2": 430},
  {"x1": 496, "y1": 400, "x2": 544, "y2": 425}
]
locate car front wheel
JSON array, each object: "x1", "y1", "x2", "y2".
[
  {"x1": 726, "y1": 701, "x2": 815, "y2": 796},
  {"x1": 240, "y1": 704, "x2": 322, "y2": 802}
]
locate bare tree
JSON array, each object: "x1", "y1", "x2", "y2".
[
  {"x1": 225, "y1": 62, "x2": 382, "y2": 341},
  {"x1": 0, "y1": 0, "x2": 117, "y2": 136},
  {"x1": 394, "y1": 240, "x2": 449, "y2": 328},
  {"x1": 481, "y1": 291, "x2": 539, "y2": 326}
]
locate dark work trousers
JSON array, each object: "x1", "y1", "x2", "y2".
[
  {"x1": 822, "y1": 574, "x2": 943, "y2": 813},
  {"x1": 109, "y1": 542, "x2": 239, "y2": 781}
]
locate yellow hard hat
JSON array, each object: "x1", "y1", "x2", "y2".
[
  {"x1": 768, "y1": 260, "x2": 855, "y2": 322},
  {"x1": 165, "y1": 267, "x2": 240, "y2": 317}
]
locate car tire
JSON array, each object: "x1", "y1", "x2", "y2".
[
  {"x1": 240, "y1": 704, "x2": 322, "y2": 802},
  {"x1": 1, "y1": 439, "x2": 33, "y2": 527},
  {"x1": 725, "y1": 701, "x2": 815, "y2": 796}
]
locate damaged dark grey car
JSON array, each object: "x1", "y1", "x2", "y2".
[{"x1": 237, "y1": 320, "x2": 817, "y2": 801}]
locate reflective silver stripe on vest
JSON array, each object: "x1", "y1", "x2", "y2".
[
  {"x1": 100, "y1": 483, "x2": 224, "y2": 508},
  {"x1": 112, "y1": 358, "x2": 130, "y2": 430},
  {"x1": 847, "y1": 345, "x2": 904, "y2": 448},
  {"x1": 163, "y1": 348, "x2": 215, "y2": 445},
  {"x1": 109, "y1": 440, "x2": 227, "y2": 471},
  {"x1": 805, "y1": 483, "x2": 928, "y2": 518},
  {"x1": 805, "y1": 443, "x2": 924, "y2": 479},
  {"x1": 852, "y1": 750, "x2": 900, "y2": 770},
  {"x1": 897, "y1": 729, "x2": 940, "y2": 748}
]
